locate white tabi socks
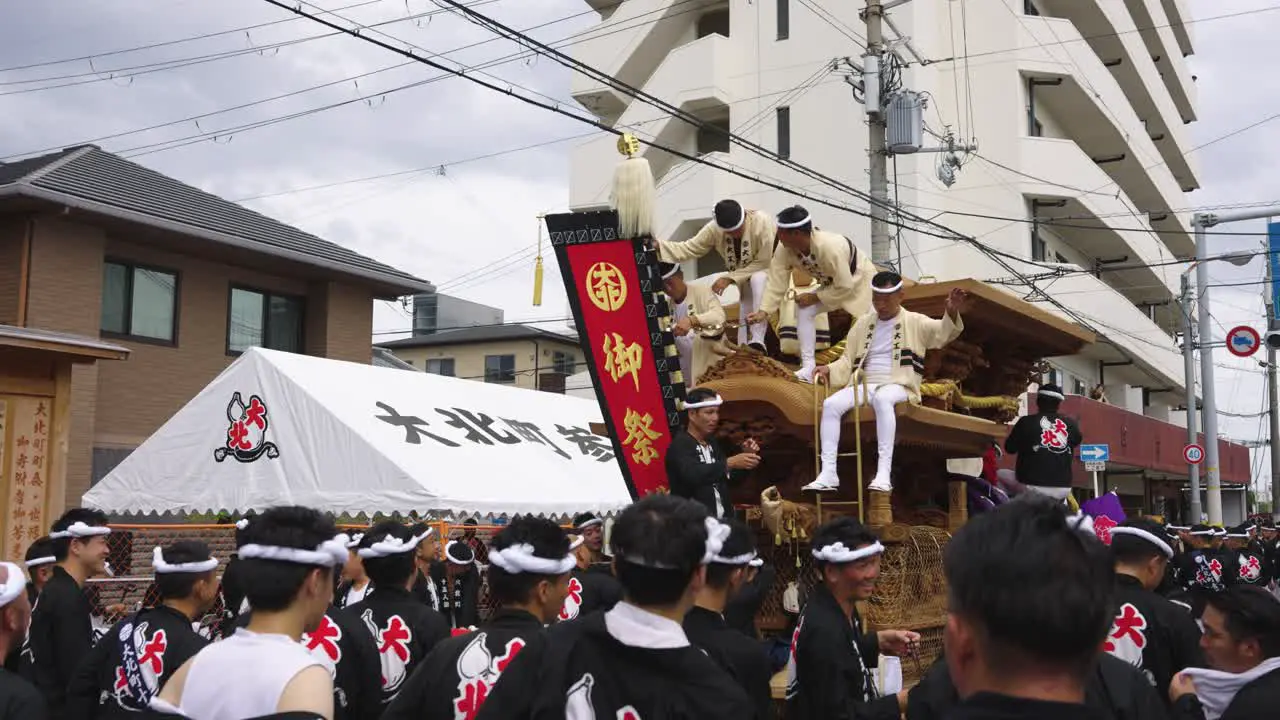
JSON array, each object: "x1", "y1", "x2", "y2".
[{"x1": 795, "y1": 304, "x2": 819, "y2": 382}]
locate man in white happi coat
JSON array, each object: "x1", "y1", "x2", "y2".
[
  {"x1": 658, "y1": 199, "x2": 775, "y2": 353},
  {"x1": 661, "y1": 262, "x2": 728, "y2": 388},
  {"x1": 745, "y1": 205, "x2": 876, "y2": 383},
  {"x1": 806, "y1": 271, "x2": 967, "y2": 493}
]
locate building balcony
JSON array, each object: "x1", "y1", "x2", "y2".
[
  {"x1": 1126, "y1": 0, "x2": 1197, "y2": 124},
  {"x1": 1036, "y1": 1, "x2": 1198, "y2": 190},
  {"x1": 1161, "y1": 0, "x2": 1194, "y2": 56},
  {"x1": 654, "y1": 152, "x2": 754, "y2": 240},
  {"x1": 1018, "y1": 17, "x2": 1192, "y2": 254},
  {"x1": 1019, "y1": 136, "x2": 1180, "y2": 298},
  {"x1": 1024, "y1": 270, "x2": 1183, "y2": 394},
  {"x1": 570, "y1": 0, "x2": 725, "y2": 121}
]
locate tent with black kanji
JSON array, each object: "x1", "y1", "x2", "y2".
[{"x1": 84, "y1": 347, "x2": 631, "y2": 519}]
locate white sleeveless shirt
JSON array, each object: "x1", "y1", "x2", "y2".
[{"x1": 176, "y1": 628, "x2": 328, "y2": 719}]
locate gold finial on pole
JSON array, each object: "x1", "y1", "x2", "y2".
[
  {"x1": 532, "y1": 213, "x2": 546, "y2": 307},
  {"x1": 617, "y1": 133, "x2": 641, "y2": 158}
]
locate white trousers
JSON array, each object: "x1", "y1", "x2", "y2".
[
  {"x1": 737, "y1": 270, "x2": 768, "y2": 346},
  {"x1": 796, "y1": 302, "x2": 828, "y2": 370},
  {"x1": 675, "y1": 332, "x2": 694, "y2": 388},
  {"x1": 819, "y1": 383, "x2": 910, "y2": 483}
]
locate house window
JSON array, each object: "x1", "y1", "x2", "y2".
[
  {"x1": 553, "y1": 350, "x2": 576, "y2": 375},
  {"x1": 101, "y1": 261, "x2": 178, "y2": 343},
  {"x1": 777, "y1": 0, "x2": 789, "y2": 40},
  {"x1": 228, "y1": 286, "x2": 304, "y2": 355},
  {"x1": 1073, "y1": 379, "x2": 1087, "y2": 396},
  {"x1": 777, "y1": 107, "x2": 791, "y2": 160},
  {"x1": 1024, "y1": 0, "x2": 1041, "y2": 16},
  {"x1": 426, "y1": 358, "x2": 456, "y2": 377},
  {"x1": 485, "y1": 354, "x2": 516, "y2": 383},
  {"x1": 1031, "y1": 226, "x2": 1047, "y2": 262}
]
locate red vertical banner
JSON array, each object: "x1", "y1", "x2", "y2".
[{"x1": 547, "y1": 211, "x2": 685, "y2": 499}]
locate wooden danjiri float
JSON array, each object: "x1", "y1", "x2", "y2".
[
  {"x1": 543, "y1": 134, "x2": 1097, "y2": 694},
  {"x1": 702, "y1": 276, "x2": 1096, "y2": 689}
]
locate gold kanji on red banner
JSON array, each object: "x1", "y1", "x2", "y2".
[
  {"x1": 602, "y1": 333, "x2": 645, "y2": 391},
  {"x1": 585, "y1": 262, "x2": 627, "y2": 312},
  {"x1": 622, "y1": 408, "x2": 662, "y2": 466}
]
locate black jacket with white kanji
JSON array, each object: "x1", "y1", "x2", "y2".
[
  {"x1": 419, "y1": 562, "x2": 481, "y2": 630},
  {"x1": 382, "y1": 608, "x2": 545, "y2": 720},
  {"x1": 786, "y1": 584, "x2": 899, "y2": 720},
  {"x1": 665, "y1": 432, "x2": 742, "y2": 518},
  {"x1": 1230, "y1": 544, "x2": 1271, "y2": 588},
  {"x1": 65, "y1": 604, "x2": 208, "y2": 720},
  {"x1": 684, "y1": 606, "x2": 774, "y2": 719},
  {"x1": 474, "y1": 607, "x2": 752, "y2": 720},
  {"x1": 1104, "y1": 574, "x2": 1204, "y2": 703},
  {"x1": 1003, "y1": 412, "x2": 1082, "y2": 490},
  {"x1": 557, "y1": 568, "x2": 622, "y2": 623},
  {"x1": 21, "y1": 566, "x2": 94, "y2": 715},
  {"x1": 1174, "y1": 548, "x2": 1232, "y2": 616},
  {"x1": 347, "y1": 585, "x2": 451, "y2": 708}
]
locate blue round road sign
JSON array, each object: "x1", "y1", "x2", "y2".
[{"x1": 1226, "y1": 325, "x2": 1260, "y2": 358}]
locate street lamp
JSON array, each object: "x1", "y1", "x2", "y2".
[{"x1": 1181, "y1": 249, "x2": 1256, "y2": 524}]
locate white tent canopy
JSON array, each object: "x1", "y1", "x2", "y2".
[{"x1": 85, "y1": 348, "x2": 631, "y2": 519}]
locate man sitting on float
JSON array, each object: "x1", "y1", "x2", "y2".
[{"x1": 805, "y1": 271, "x2": 968, "y2": 493}]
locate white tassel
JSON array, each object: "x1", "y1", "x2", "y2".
[{"x1": 611, "y1": 134, "x2": 655, "y2": 240}]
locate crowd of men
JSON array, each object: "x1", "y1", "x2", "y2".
[{"x1": 0, "y1": 487, "x2": 1276, "y2": 719}]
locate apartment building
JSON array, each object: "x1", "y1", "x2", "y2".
[
  {"x1": 377, "y1": 324, "x2": 583, "y2": 392},
  {"x1": 0, "y1": 145, "x2": 430, "y2": 504},
  {"x1": 567, "y1": 0, "x2": 1248, "y2": 515}
]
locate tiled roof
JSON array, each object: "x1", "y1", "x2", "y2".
[
  {"x1": 376, "y1": 323, "x2": 580, "y2": 349},
  {"x1": 0, "y1": 145, "x2": 430, "y2": 295}
]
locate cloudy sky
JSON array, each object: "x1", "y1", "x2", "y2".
[{"x1": 2, "y1": 0, "x2": 1278, "y2": 500}]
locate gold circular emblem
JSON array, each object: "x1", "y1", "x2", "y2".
[{"x1": 585, "y1": 261, "x2": 627, "y2": 312}]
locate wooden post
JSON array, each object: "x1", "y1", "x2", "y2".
[
  {"x1": 867, "y1": 489, "x2": 893, "y2": 529},
  {"x1": 949, "y1": 480, "x2": 968, "y2": 532}
]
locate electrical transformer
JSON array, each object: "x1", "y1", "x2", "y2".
[{"x1": 886, "y1": 91, "x2": 924, "y2": 154}]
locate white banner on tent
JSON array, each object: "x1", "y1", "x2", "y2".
[{"x1": 85, "y1": 348, "x2": 632, "y2": 518}]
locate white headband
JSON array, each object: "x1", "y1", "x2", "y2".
[
  {"x1": 489, "y1": 543, "x2": 576, "y2": 575},
  {"x1": 1226, "y1": 531, "x2": 1250, "y2": 539},
  {"x1": 569, "y1": 535, "x2": 585, "y2": 551},
  {"x1": 871, "y1": 281, "x2": 904, "y2": 294},
  {"x1": 1189, "y1": 529, "x2": 1214, "y2": 536},
  {"x1": 152, "y1": 546, "x2": 219, "y2": 574},
  {"x1": 1166, "y1": 525, "x2": 1190, "y2": 532},
  {"x1": 748, "y1": 557, "x2": 763, "y2": 568},
  {"x1": 575, "y1": 518, "x2": 603, "y2": 531},
  {"x1": 49, "y1": 522, "x2": 111, "y2": 540},
  {"x1": 239, "y1": 534, "x2": 350, "y2": 567},
  {"x1": 235, "y1": 519, "x2": 250, "y2": 530},
  {"x1": 1038, "y1": 389, "x2": 1065, "y2": 401},
  {"x1": 0, "y1": 563, "x2": 24, "y2": 608},
  {"x1": 776, "y1": 210, "x2": 812, "y2": 229},
  {"x1": 661, "y1": 264, "x2": 680, "y2": 280},
  {"x1": 24, "y1": 556, "x2": 55, "y2": 569},
  {"x1": 345, "y1": 533, "x2": 365, "y2": 549},
  {"x1": 1069, "y1": 513, "x2": 1095, "y2": 536},
  {"x1": 445, "y1": 540, "x2": 475, "y2": 566},
  {"x1": 812, "y1": 541, "x2": 885, "y2": 564},
  {"x1": 717, "y1": 203, "x2": 745, "y2": 232},
  {"x1": 702, "y1": 518, "x2": 733, "y2": 565},
  {"x1": 682, "y1": 394, "x2": 723, "y2": 410},
  {"x1": 1212, "y1": 527, "x2": 1227, "y2": 536},
  {"x1": 1109, "y1": 527, "x2": 1174, "y2": 559},
  {"x1": 358, "y1": 530, "x2": 432, "y2": 559}
]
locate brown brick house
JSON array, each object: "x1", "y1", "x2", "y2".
[{"x1": 0, "y1": 145, "x2": 430, "y2": 505}]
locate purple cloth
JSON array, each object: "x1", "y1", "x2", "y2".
[{"x1": 1081, "y1": 492, "x2": 1126, "y2": 544}]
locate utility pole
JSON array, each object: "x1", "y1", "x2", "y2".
[
  {"x1": 1181, "y1": 272, "x2": 1202, "y2": 523},
  {"x1": 1268, "y1": 220, "x2": 1280, "y2": 521},
  {"x1": 1194, "y1": 207, "x2": 1280, "y2": 524},
  {"x1": 863, "y1": 0, "x2": 892, "y2": 265}
]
